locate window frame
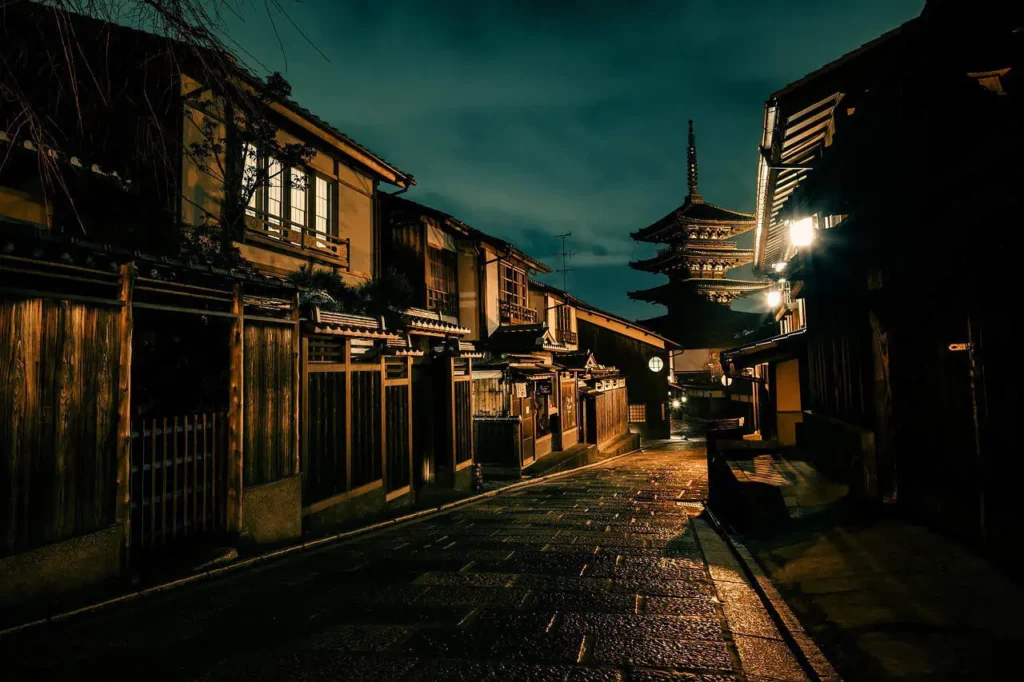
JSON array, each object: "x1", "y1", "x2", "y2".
[
  {"x1": 499, "y1": 261, "x2": 528, "y2": 307},
  {"x1": 242, "y1": 145, "x2": 338, "y2": 239}
]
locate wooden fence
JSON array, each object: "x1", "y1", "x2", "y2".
[
  {"x1": 302, "y1": 336, "x2": 413, "y2": 510},
  {"x1": 0, "y1": 298, "x2": 124, "y2": 556},
  {"x1": 588, "y1": 386, "x2": 629, "y2": 450},
  {"x1": 130, "y1": 413, "x2": 227, "y2": 549},
  {"x1": 244, "y1": 323, "x2": 298, "y2": 487}
]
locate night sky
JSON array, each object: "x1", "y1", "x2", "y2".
[{"x1": 225, "y1": 0, "x2": 924, "y2": 319}]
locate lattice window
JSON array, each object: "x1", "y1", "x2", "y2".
[
  {"x1": 628, "y1": 404, "x2": 646, "y2": 424},
  {"x1": 427, "y1": 246, "x2": 458, "y2": 316},
  {"x1": 499, "y1": 262, "x2": 527, "y2": 307}
]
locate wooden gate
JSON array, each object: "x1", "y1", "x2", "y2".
[{"x1": 130, "y1": 412, "x2": 227, "y2": 550}]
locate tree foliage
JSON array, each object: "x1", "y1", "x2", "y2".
[{"x1": 1, "y1": 0, "x2": 316, "y2": 267}]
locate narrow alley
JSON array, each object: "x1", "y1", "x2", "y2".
[{"x1": 1, "y1": 443, "x2": 809, "y2": 681}]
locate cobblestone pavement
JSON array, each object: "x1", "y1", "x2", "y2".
[{"x1": 2, "y1": 442, "x2": 809, "y2": 681}]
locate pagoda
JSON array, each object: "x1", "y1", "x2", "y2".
[{"x1": 628, "y1": 121, "x2": 770, "y2": 348}]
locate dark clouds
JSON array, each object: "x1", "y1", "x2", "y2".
[{"x1": 226, "y1": 0, "x2": 923, "y2": 318}]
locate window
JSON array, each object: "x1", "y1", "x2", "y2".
[
  {"x1": 244, "y1": 144, "x2": 259, "y2": 216},
  {"x1": 499, "y1": 262, "x2": 527, "y2": 307},
  {"x1": 427, "y1": 246, "x2": 458, "y2": 316},
  {"x1": 314, "y1": 176, "x2": 330, "y2": 234},
  {"x1": 241, "y1": 146, "x2": 339, "y2": 255},
  {"x1": 628, "y1": 404, "x2": 646, "y2": 424},
  {"x1": 266, "y1": 157, "x2": 283, "y2": 225},
  {"x1": 289, "y1": 166, "x2": 306, "y2": 233}
]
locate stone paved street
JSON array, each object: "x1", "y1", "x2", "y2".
[{"x1": 1, "y1": 442, "x2": 809, "y2": 681}]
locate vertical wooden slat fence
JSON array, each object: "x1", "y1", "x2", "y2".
[
  {"x1": 243, "y1": 323, "x2": 297, "y2": 487},
  {"x1": 129, "y1": 412, "x2": 227, "y2": 549},
  {"x1": 303, "y1": 336, "x2": 414, "y2": 511},
  {"x1": 454, "y1": 381, "x2": 474, "y2": 465},
  {"x1": 589, "y1": 386, "x2": 629, "y2": 449},
  {"x1": 1, "y1": 298, "x2": 121, "y2": 557},
  {"x1": 384, "y1": 357, "x2": 413, "y2": 497},
  {"x1": 304, "y1": 369, "x2": 347, "y2": 503},
  {"x1": 350, "y1": 367, "x2": 382, "y2": 488}
]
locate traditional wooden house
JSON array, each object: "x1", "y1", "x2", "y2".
[
  {"x1": 736, "y1": 0, "x2": 1023, "y2": 560},
  {"x1": 0, "y1": 6, "x2": 415, "y2": 602}
]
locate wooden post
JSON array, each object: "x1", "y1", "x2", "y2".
[
  {"x1": 447, "y1": 357, "x2": 457, "y2": 480},
  {"x1": 301, "y1": 336, "x2": 309, "y2": 489},
  {"x1": 226, "y1": 283, "x2": 244, "y2": 534},
  {"x1": 292, "y1": 293, "x2": 301, "y2": 476},
  {"x1": 380, "y1": 353, "x2": 387, "y2": 491},
  {"x1": 467, "y1": 357, "x2": 474, "y2": 464},
  {"x1": 344, "y1": 337, "x2": 352, "y2": 491},
  {"x1": 407, "y1": 356, "x2": 413, "y2": 491},
  {"x1": 115, "y1": 263, "x2": 134, "y2": 564}
]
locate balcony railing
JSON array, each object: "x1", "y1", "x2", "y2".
[
  {"x1": 499, "y1": 300, "x2": 538, "y2": 325},
  {"x1": 427, "y1": 287, "x2": 459, "y2": 317},
  {"x1": 244, "y1": 213, "x2": 350, "y2": 267},
  {"x1": 558, "y1": 328, "x2": 578, "y2": 345}
]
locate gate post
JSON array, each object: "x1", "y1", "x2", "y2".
[
  {"x1": 226, "y1": 283, "x2": 244, "y2": 534},
  {"x1": 115, "y1": 262, "x2": 134, "y2": 565}
]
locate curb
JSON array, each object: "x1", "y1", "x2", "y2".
[
  {"x1": 0, "y1": 443, "x2": 653, "y2": 639},
  {"x1": 704, "y1": 506, "x2": 842, "y2": 682}
]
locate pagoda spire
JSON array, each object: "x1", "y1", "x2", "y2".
[{"x1": 687, "y1": 120, "x2": 703, "y2": 203}]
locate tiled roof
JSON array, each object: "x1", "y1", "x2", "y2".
[
  {"x1": 382, "y1": 195, "x2": 552, "y2": 274},
  {"x1": 403, "y1": 307, "x2": 471, "y2": 336},
  {"x1": 631, "y1": 196, "x2": 755, "y2": 243}
]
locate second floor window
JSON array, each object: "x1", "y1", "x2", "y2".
[
  {"x1": 499, "y1": 262, "x2": 527, "y2": 307},
  {"x1": 243, "y1": 144, "x2": 337, "y2": 240},
  {"x1": 556, "y1": 304, "x2": 571, "y2": 332},
  {"x1": 427, "y1": 246, "x2": 458, "y2": 316}
]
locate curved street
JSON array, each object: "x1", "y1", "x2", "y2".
[{"x1": 2, "y1": 442, "x2": 808, "y2": 681}]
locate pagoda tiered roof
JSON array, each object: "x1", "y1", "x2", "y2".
[
  {"x1": 630, "y1": 243, "x2": 755, "y2": 275},
  {"x1": 628, "y1": 278, "x2": 770, "y2": 305},
  {"x1": 630, "y1": 196, "x2": 755, "y2": 244}
]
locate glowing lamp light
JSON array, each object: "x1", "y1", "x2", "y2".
[
  {"x1": 721, "y1": 374, "x2": 734, "y2": 387},
  {"x1": 772, "y1": 262, "x2": 787, "y2": 272},
  {"x1": 766, "y1": 289, "x2": 783, "y2": 308},
  {"x1": 648, "y1": 356, "x2": 664, "y2": 373},
  {"x1": 789, "y1": 217, "x2": 815, "y2": 247},
  {"x1": 681, "y1": 396, "x2": 688, "y2": 404},
  {"x1": 671, "y1": 399, "x2": 681, "y2": 409}
]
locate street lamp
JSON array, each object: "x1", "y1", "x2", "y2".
[
  {"x1": 681, "y1": 396, "x2": 688, "y2": 404},
  {"x1": 789, "y1": 216, "x2": 815, "y2": 247},
  {"x1": 671, "y1": 399, "x2": 681, "y2": 409}
]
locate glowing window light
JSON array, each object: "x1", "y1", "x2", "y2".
[{"x1": 789, "y1": 216, "x2": 815, "y2": 247}]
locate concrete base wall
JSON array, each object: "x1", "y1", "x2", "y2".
[
  {"x1": 0, "y1": 524, "x2": 123, "y2": 606},
  {"x1": 304, "y1": 484, "x2": 415, "y2": 533},
  {"x1": 243, "y1": 475, "x2": 302, "y2": 545},
  {"x1": 600, "y1": 432, "x2": 641, "y2": 456}
]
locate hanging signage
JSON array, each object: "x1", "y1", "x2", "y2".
[
  {"x1": 513, "y1": 382, "x2": 528, "y2": 398},
  {"x1": 536, "y1": 381, "x2": 552, "y2": 396}
]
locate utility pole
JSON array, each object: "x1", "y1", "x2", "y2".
[{"x1": 554, "y1": 232, "x2": 573, "y2": 293}]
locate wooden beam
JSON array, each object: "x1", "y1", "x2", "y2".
[
  {"x1": 226, "y1": 283, "x2": 244, "y2": 534},
  {"x1": 380, "y1": 353, "x2": 387, "y2": 492},
  {"x1": 115, "y1": 263, "x2": 134, "y2": 565},
  {"x1": 292, "y1": 294, "x2": 301, "y2": 476},
  {"x1": 344, "y1": 337, "x2": 352, "y2": 491},
  {"x1": 406, "y1": 356, "x2": 413, "y2": 495}
]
